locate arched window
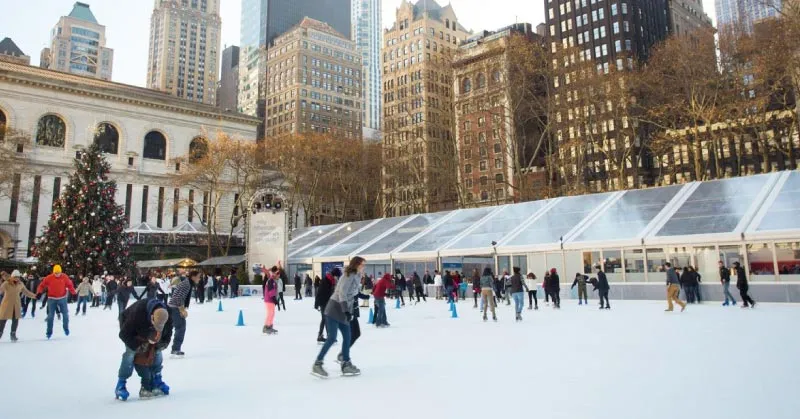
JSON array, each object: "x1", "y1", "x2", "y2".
[
  {"x1": 143, "y1": 131, "x2": 167, "y2": 160},
  {"x1": 189, "y1": 136, "x2": 208, "y2": 163},
  {"x1": 492, "y1": 70, "x2": 502, "y2": 83},
  {"x1": 94, "y1": 123, "x2": 119, "y2": 154},
  {"x1": 477, "y1": 73, "x2": 486, "y2": 89},
  {"x1": 461, "y1": 78, "x2": 471, "y2": 93},
  {"x1": 35, "y1": 114, "x2": 66, "y2": 148},
  {"x1": 0, "y1": 109, "x2": 6, "y2": 142}
]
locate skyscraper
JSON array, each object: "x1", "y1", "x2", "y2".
[
  {"x1": 218, "y1": 45, "x2": 240, "y2": 110},
  {"x1": 667, "y1": 0, "x2": 713, "y2": 37},
  {"x1": 716, "y1": 0, "x2": 782, "y2": 31},
  {"x1": 238, "y1": 0, "x2": 352, "y2": 117},
  {"x1": 382, "y1": 0, "x2": 471, "y2": 215},
  {"x1": 147, "y1": 0, "x2": 221, "y2": 105},
  {"x1": 45, "y1": 2, "x2": 114, "y2": 80},
  {"x1": 352, "y1": 0, "x2": 382, "y2": 137}
]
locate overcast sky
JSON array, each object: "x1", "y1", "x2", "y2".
[{"x1": 0, "y1": 0, "x2": 717, "y2": 87}]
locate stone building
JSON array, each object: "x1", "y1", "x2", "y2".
[
  {"x1": 43, "y1": 2, "x2": 114, "y2": 80},
  {"x1": 217, "y1": 45, "x2": 240, "y2": 111},
  {"x1": 0, "y1": 38, "x2": 31, "y2": 66},
  {"x1": 666, "y1": 0, "x2": 713, "y2": 37},
  {"x1": 0, "y1": 60, "x2": 259, "y2": 260},
  {"x1": 264, "y1": 17, "x2": 362, "y2": 139},
  {"x1": 381, "y1": 0, "x2": 471, "y2": 216}
]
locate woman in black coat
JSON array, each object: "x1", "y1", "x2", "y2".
[
  {"x1": 314, "y1": 271, "x2": 337, "y2": 343},
  {"x1": 546, "y1": 269, "x2": 561, "y2": 309}
]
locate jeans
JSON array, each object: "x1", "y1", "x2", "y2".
[
  {"x1": 722, "y1": 282, "x2": 736, "y2": 304},
  {"x1": 512, "y1": 292, "x2": 524, "y2": 313},
  {"x1": 528, "y1": 290, "x2": 538, "y2": 308},
  {"x1": 739, "y1": 287, "x2": 755, "y2": 307},
  {"x1": 118, "y1": 346, "x2": 164, "y2": 390},
  {"x1": 75, "y1": 296, "x2": 89, "y2": 314},
  {"x1": 598, "y1": 290, "x2": 610, "y2": 308},
  {"x1": 445, "y1": 286, "x2": 454, "y2": 303},
  {"x1": 374, "y1": 298, "x2": 388, "y2": 326},
  {"x1": 415, "y1": 287, "x2": 426, "y2": 302},
  {"x1": 118, "y1": 298, "x2": 129, "y2": 317},
  {"x1": 22, "y1": 295, "x2": 37, "y2": 317},
  {"x1": 317, "y1": 316, "x2": 352, "y2": 362},
  {"x1": 46, "y1": 298, "x2": 69, "y2": 336},
  {"x1": 550, "y1": 290, "x2": 561, "y2": 308},
  {"x1": 169, "y1": 306, "x2": 186, "y2": 351}
]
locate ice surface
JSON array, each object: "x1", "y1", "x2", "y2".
[{"x1": 2, "y1": 296, "x2": 798, "y2": 419}]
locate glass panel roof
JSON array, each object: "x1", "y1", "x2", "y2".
[
  {"x1": 289, "y1": 226, "x2": 314, "y2": 241},
  {"x1": 757, "y1": 172, "x2": 800, "y2": 231},
  {"x1": 318, "y1": 216, "x2": 412, "y2": 257},
  {"x1": 573, "y1": 185, "x2": 683, "y2": 242},
  {"x1": 358, "y1": 212, "x2": 450, "y2": 255},
  {"x1": 445, "y1": 201, "x2": 548, "y2": 251},
  {"x1": 401, "y1": 207, "x2": 497, "y2": 253},
  {"x1": 504, "y1": 192, "x2": 613, "y2": 246},
  {"x1": 656, "y1": 175, "x2": 770, "y2": 237},
  {"x1": 292, "y1": 220, "x2": 376, "y2": 259},
  {"x1": 288, "y1": 223, "x2": 345, "y2": 255}
]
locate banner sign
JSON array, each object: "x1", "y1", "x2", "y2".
[{"x1": 247, "y1": 211, "x2": 287, "y2": 280}]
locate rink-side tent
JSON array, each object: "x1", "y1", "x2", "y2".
[{"x1": 287, "y1": 171, "x2": 800, "y2": 289}]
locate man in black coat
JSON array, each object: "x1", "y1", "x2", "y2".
[
  {"x1": 595, "y1": 266, "x2": 610, "y2": 310},
  {"x1": 294, "y1": 273, "x2": 303, "y2": 300},
  {"x1": 314, "y1": 270, "x2": 337, "y2": 342},
  {"x1": 733, "y1": 262, "x2": 756, "y2": 308},
  {"x1": 546, "y1": 268, "x2": 561, "y2": 309},
  {"x1": 116, "y1": 298, "x2": 173, "y2": 400},
  {"x1": 104, "y1": 277, "x2": 118, "y2": 310}
]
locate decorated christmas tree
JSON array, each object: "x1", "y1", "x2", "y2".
[{"x1": 32, "y1": 142, "x2": 132, "y2": 276}]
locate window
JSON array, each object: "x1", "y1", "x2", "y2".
[
  {"x1": 613, "y1": 22, "x2": 620, "y2": 34},
  {"x1": 35, "y1": 114, "x2": 66, "y2": 147},
  {"x1": 615, "y1": 40, "x2": 622, "y2": 52},
  {"x1": 480, "y1": 191, "x2": 489, "y2": 201},
  {"x1": 477, "y1": 73, "x2": 486, "y2": 88},
  {"x1": 495, "y1": 173, "x2": 504, "y2": 183},
  {"x1": 143, "y1": 131, "x2": 167, "y2": 160},
  {"x1": 189, "y1": 136, "x2": 208, "y2": 163},
  {"x1": 493, "y1": 143, "x2": 502, "y2": 153},
  {"x1": 480, "y1": 176, "x2": 488, "y2": 186},
  {"x1": 480, "y1": 146, "x2": 487, "y2": 157},
  {"x1": 478, "y1": 117, "x2": 485, "y2": 127},
  {"x1": 94, "y1": 123, "x2": 119, "y2": 154},
  {"x1": 464, "y1": 164, "x2": 472, "y2": 174},
  {"x1": 479, "y1": 160, "x2": 487, "y2": 171},
  {"x1": 461, "y1": 77, "x2": 471, "y2": 93}
]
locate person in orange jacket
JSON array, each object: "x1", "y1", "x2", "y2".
[{"x1": 36, "y1": 265, "x2": 77, "y2": 339}]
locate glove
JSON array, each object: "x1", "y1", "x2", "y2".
[
  {"x1": 179, "y1": 307, "x2": 188, "y2": 318},
  {"x1": 35, "y1": 293, "x2": 42, "y2": 300}
]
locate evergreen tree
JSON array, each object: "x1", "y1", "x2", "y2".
[{"x1": 32, "y1": 142, "x2": 132, "y2": 276}]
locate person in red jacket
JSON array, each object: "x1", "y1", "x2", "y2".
[
  {"x1": 372, "y1": 273, "x2": 395, "y2": 328},
  {"x1": 36, "y1": 265, "x2": 77, "y2": 339}
]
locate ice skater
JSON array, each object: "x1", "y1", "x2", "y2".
[
  {"x1": 719, "y1": 261, "x2": 736, "y2": 306},
  {"x1": 294, "y1": 273, "x2": 303, "y2": 300},
  {"x1": 571, "y1": 273, "x2": 589, "y2": 305},
  {"x1": 262, "y1": 266, "x2": 279, "y2": 334},
  {"x1": 21, "y1": 273, "x2": 40, "y2": 318},
  {"x1": 104, "y1": 276, "x2": 118, "y2": 310},
  {"x1": 0, "y1": 270, "x2": 38, "y2": 342},
  {"x1": 372, "y1": 273, "x2": 394, "y2": 327},
  {"x1": 733, "y1": 262, "x2": 756, "y2": 308},
  {"x1": 36, "y1": 265, "x2": 77, "y2": 339},
  {"x1": 525, "y1": 272, "x2": 538, "y2": 310},
  {"x1": 312, "y1": 257, "x2": 366, "y2": 378},
  {"x1": 664, "y1": 263, "x2": 686, "y2": 312},
  {"x1": 315, "y1": 271, "x2": 337, "y2": 343},
  {"x1": 74, "y1": 277, "x2": 94, "y2": 316},
  {"x1": 479, "y1": 267, "x2": 497, "y2": 322},
  {"x1": 304, "y1": 274, "x2": 313, "y2": 297},
  {"x1": 167, "y1": 271, "x2": 201, "y2": 357},
  {"x1": 595, "y1": 265, "x2": 611, "y2": 309},
  {"x1": 116, "y1": 298, "x2": 172, "y2": 401},
  {"x1": 509, "y1": 267, "x2": 527, "y2": 321},
  {"x1": 412, "y1": 272, "x2": 426, "y2": 303},
  {"x1": 471, "y1": 269, "x2": 481, "y2": 308},
  {"x1": 546, "y1": 268, "x2": 561, "y2": 309},
  {"x1": 394, "y1": 269, "x2": 407, "y2": 306},
  {"x1": 117, "y1": 279, "x2": 140, "y2": 318},
  {"x1": 276, "y1": 262, "x2": 287, "y2": 311}
]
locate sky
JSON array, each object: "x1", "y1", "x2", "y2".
[{"x1": 0, "y1": 0, "x2": 717, "y2": 88}]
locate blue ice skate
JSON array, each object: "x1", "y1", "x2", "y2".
[
  {"x1": 115, "y1": 379, "x2": 130, "y2": 401},
  {"x1": 153, "y1": 374, "x2": 170, "y2": 395}
]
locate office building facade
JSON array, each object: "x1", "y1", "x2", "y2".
[
  {"x1": 352, "y1": 0, "x2": 383, "y2": 136},
  {"x1": 45, "y1": 2, "x2": 114, "y2": 80},
  {"x1": 218, "y1": 45, "x2": 240, "y2": 111},
  {"x1": 716, "y1": 0, "x2": 782, "y2": 31}
]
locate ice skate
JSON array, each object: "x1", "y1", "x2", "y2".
[
  {"x1": 266, "y1": 326, "x2": 278, "y2": 334},
  {"x1": 317, "y1": 335, "x2": 326, "y2": 344},
  {"x1": 311, "y1": 361, "x2": 328, "y2": 378},
  {"x1": 64, "y1": 327, "x2": 69, "y2": 336},
  {"x1": 10, "y1": 332, "x2": 17, "y2": 342},
  {"x1": 681, "y1": 305, "x2": 686, "y2": 312},
  {"x1": 722, "y1": 301, "x2": 729, "y2": 306},
  {"x1": 153, "y1": 374, "x2": 170, "y2": 395},
  {"x1": 139, "y1": 388, "x2": 156, "y2": 399},
  {"x1": 262, "y1": 325, "x2": 269, "y2": 334},
  {"x1": 751, "y1": 302, "x2": 756, "y2": 308},
  {"x1": 483, "y1": 314, "x2": 487, "y2": 322},
  {"x1": 492, "y1": 314, "x2": 497, "y2": 322},
  {"x1": 341, "y1": 361, "x2": 361, "y2": 376},
  {"x1": 114, "y1": 379, "x2": 129, "y2": 401},
  {"x1": 336, "y1": 353, "x2": 344, "y2": 364},
  {"x1": 579, "y1": 301, "x2": 583, "y2": 305},
  {"x1": 170, "y1": 350, "x2": 185, "y2": 358}
]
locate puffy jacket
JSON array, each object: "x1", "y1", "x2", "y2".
[
  {"x1": 509, "y1": 274, "x2": 525, "y2": 293},
  {"x1": 37, "y1": 273, "x2": 77, "y2": 300},
  {"x1": 524, "y1": 275, "x2": 537, "y2": 290},
  {"x1": 119, "y1": 298, "x2": 173, "y2": 351},
  {"x1": 546, "y1": 273, "x2": 561, "y2": 291},
  {"x1": 571, "y1": 274, "x2": 589, "y2": 289},
  {"x1": 372, "y1": 275, "x2": 395, "y2": 299},
  {"x1": 91, "y1": 280, "x2": 104, "y2": 295},
  {"x1": 394, "y1": 272, "x2": 406, "y2": 290}
]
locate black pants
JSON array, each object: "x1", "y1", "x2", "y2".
[
  {"x1": 91, "y1": 296, "x2": 100, "y2": 307},
  {"x1": 22, "y1": 296, "x2": 37, "y2": 317},
  {"x1": 277, "y1": 292, "x2": 286, "y2": 310},
  {"x1": 397, "y1": 289, "x2": 405, "y2": 305},
  {"x1": 104, "y1": 292, "x2": 115, "y2": 310},
  {"x1": 528, "y1": 290, "x2": 538, "y2": 308},
  {"x1": 599, "y1": 290, "x2": 610, "y2": 308},
  {"x1": 415, "y1": 287, "x2": 426, "y2": 302},
  {"x1": 305, "y1": 287, "x2": 312, "y2": 297},
  {"x1": 295, "y1": 286, "x2": 302, "y2": 299},
  {"x1": 473, "y1": 291, "x2": 478, "y2": 306},
  {"x1": 550, "y1": 290, "x2": 561, "y2": 308},
  {"x1": 318, "y1": 312, "x2": 328, "y2": 338},
  {"x1": 198, "y1": 288, "x2": 205, "y2": 303},
  {"x1": 350, "y1": 318, "x2": 361, "y2": 347},
  {"x1": 117, "y1": 298, "x2": 129, "y2": 319},
  {"x1": 740, "y1": 288, "x2": 755, "y2": 307},
  {"x1": 0, "y1": 318, "x2": 19, "y2": 335}
]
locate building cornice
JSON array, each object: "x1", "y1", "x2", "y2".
[{"x1": 0, "y1": 61, "x2": 260, "y2": 127}]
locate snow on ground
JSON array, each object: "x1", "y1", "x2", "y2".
[{"x1": 1, "y1": 296, "x2": 798, "y2": 419}]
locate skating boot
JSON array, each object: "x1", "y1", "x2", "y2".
[
  {"x1": 262, "y1": 325, "x2": 269, "y2": 334},
  {"x1": 534, "y1": 306, "x2": 539, "y2": 310},
  {"x1": 171, "y1": 349, "x2": 185, "y2": 358},
  {"x1": 483, "y1": 314, "x2": 488, "y2": 322},
  {"x1": 492, "y1": 314, "x2": 497, "y2": 322},
  {"x1": 153, "y1": 374, "x2": 170, "y2": 395},
  {"x1": 267, "y1": 326, "x2": 278, "y2": 334},
  {"x1": 605, "y1": 305, "x2": 611, "y2": 310},
  {"x1": 341, "y1": 361, "x2": 361, "y2": 376},
  {"x1": 311, "y1": 361, "x2": 329, "y2": 378},
  {"x1": 336, "y1": 353, "x2": 344, "y2": 364},
  {"x1": 528, "y1": 305, "x2": 532, "y2": 310},
  {"x1": 722, "y1": 301, "x2": 729, "y2": 306},
  {"x1": 115, "y1": 379, "x2": 129, "y2": 401},
  {"x1": 10, "y1": 332, "x2": 18, "y2": 342},
  {"x1": 579, "y1": 301, "x2": 583, "y2": 305},
  {"x1": 64, "y1": 327, "x2": 69, "y2": 336},
  {"x1": 317, "y1": 335, "x2": 326, "y2": 344},
  {"x1": 139, "y1": 388, "x2": 156, "y2": 399}
]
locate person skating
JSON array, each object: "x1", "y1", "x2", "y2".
[
  {"x1": 116, "y1": 298, "x2": 172, "y2": 401},
  {"x1": 680, "y1": 266, "x2": 698, "y2": 304},
  {"x1": 412, "y1": 272, "x2": 426, "y2": 303},
  {"x1": 304, "y1": 274, "x2": 313, "y2": 297},
  {"x1": 719, "y1": 261, "x2": 736, "y2": 306},
  {"x1": 167, "y1": 271, "x2": 201, "y2": 357},
  {"x1": 443, "y1": 270, "x2": 455, "y2": 304},
  {"x1": 394, "y1": 269, "x2": 407, "y2": 306},
  {"x1": 664, "y1": 262, "x2": 686, "y2": 312},
  {"x1": 36, "y1": 265, "x2": 77, "y2": 339},
  {"x1": 503, "y1": 270, "x2": 512, "y2": 305},
  {"x1": 543, "y1": 271, "x2": 551, "y2": 306},
  {"x1": 262, "y1": 267, "x2": 279, "y2": 334},
  {"x1": 509, "y1": 267, "x2": 527, "y2": 321},
  {"x1": 433, "y1": 270, "x2": 443, "y2": 300},
  {"x1": 196, "y1": 274, "x2": 206, "y2": 304},
  {"x1": 595, "y1": 266, "x2": 611, "y2": 309},
  {"x1": 471, "y1": 269, "x2": 481, "y2": 308},
  {"x1": 277, "y1": 262, "x2": 288, "y2": 310},
  {"x1": 104, "y1": 276, "x2": 118, "y2": 310},
  {"x1": 525, "y1": 272, "x2": 538, "y2": 310},
  {"x1": 21, "y1": 273, "x2": 40, "y2": 318},
  {"x1": 117, "y1": 279, "x2": 140, "y2": 318},
  {"x1": 406, "y1": 274, "x2": 415, "y2": 303},
  {"x1": 372, "y1": 273, "x2": 394, "y2": 327},
  {"x1": 493, "y1": 274, "x2": 504, "y2": 306},
  {"x1": 315, "y1": 271, "x2": 337, "y2": 343},
  {"x1": 311, "y1": 256, "x2": 367, "y2": 378},
  {"x1": 74, "y1": 277, "x2": 95, "y2": 316},
  {"x1": 733, "y1": 262, "x2": 756, "y2": 308},
  {"x1": 336, "y1": 289, "x2": 370, "y2": 363},
  {"x1": 91, "y1": 276, "x2": 104, "y2": 307},
  {"x1": 546, "y1": 268, "x2": 561, "y2": 309},
  {"x1": 144, "y1": 277, "x2": 167, "y2": 301},
  {"x1": 479, "y1": 267, "x2": 497, "y2": 321},
  {"x1": 0, "y1": 270, "x2": 38, "y2": 342},
  {"x1": 294, "y1": 273, "x2": 303, "y2": 300},
  {"x1": 571, "y1": 273, "x2": 589, "y2": 305}
]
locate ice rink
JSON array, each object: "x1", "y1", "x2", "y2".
[{"x1": 1, "y1": 295, "x2": 798, "y2": 419}]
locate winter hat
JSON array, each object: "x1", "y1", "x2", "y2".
[
  {"x1": 11, "y1": 270, "x2": 22, "y2": 278},
  {"x1": 151, "y1": 307, "x2": 169, "y2": 332},
  {"x1": 53, "y1": 265, "x2": 62, "y2": 274},
  {"x1": 550, "y1": 268, "x2": 557, "y2": 274}
]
